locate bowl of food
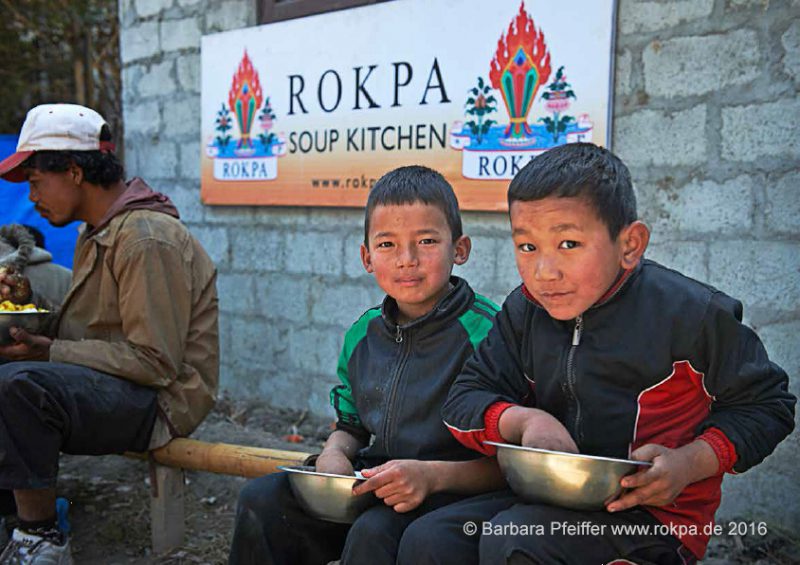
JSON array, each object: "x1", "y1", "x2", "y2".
[
  {"x1": 485, "y1": 441, "x2": 651, "y2": 511},
  {"x1": 0, "y1": 301, "x2": 50, "y2": 345},
  {"x1": 278, "y1": 465, "x2": 377, "y2": 524}
]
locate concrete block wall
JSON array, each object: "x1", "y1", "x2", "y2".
[{"x1": 119, "y1": 0, "x2": 799, "y2": 530}]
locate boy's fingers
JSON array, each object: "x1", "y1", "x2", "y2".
[
  {"x1": 9, "y1": 327, "x2": 34, "y2": 345},
  {"x1": 630, "y1": 443, "x2": 664, "y2": 463},
  {"x1": 607, "y1": 485, "x2": 652, "y2": 512}
]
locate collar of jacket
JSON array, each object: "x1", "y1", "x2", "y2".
[
  {"x1": 520, "y1": 260, "x2": 643, "y2": 313},
  {"x1": 380, "y1": 275, "x2": 473, "y2": 337}
]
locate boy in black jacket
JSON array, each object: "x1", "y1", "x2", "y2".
[
  {"x1": 411, "y1": 143, "x2": 794, "y2": 564},
  {"x1": 229, "y1": 166, "x2": 505, "y2": 565}
]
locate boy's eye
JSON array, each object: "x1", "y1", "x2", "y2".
[
  {"x1": 419, "y1": 238, "x2": 437, "y2": 245},
  {"x1": 517, "y1": 243, "x2": 536, "y2": 252},
  {"x1": 559, "y1": 240, "x2": 580, "y2": 250},
  {"x1": 376, "y1": 241, "x2": 393, "y2": 249}
]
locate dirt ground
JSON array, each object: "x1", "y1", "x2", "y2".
[{"x1": 51, "y1": 395, "x2": 798, "y2": 565}]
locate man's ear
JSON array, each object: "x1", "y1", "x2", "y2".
[
  {"x1": 453, "y1": 235, "x2": 471, "y2": 266},
  {"x1": 360, "y1": 242, "x2": 374, "y2": 273},
  {"x1": 69, "y1": 162, "x2": 83, "y2": 186},
  {"x1": 618, "y1": 221, "x2": 650, "y2": 270}
]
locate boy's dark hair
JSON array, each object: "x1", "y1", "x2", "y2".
[
  {"x1": 508, "y1": 143, "x2": 636, "y2": 239},
  {"x1": 364, "y1": 165, "x2": 463, "y2": 246},
  {"x1": 20, "y1": 125, "x2": 124, "y2": 188},
  {"x1": 22, "y1": 225, "x2": 46, "y2": 249}
]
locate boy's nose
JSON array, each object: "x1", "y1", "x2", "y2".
[
  {"x1": 396, "y1": 246, "x2": 419, "y2": 267},
  {"x1": 533, "y1": 256, "x2": 560, "y2": 281}
]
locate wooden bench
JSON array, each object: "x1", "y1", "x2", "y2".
[{"x1": 128, "y1": 438, "x2": 312, "y2": 554}]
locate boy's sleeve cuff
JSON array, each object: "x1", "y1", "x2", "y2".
[
  {"x1": 484, "y1": 401, "x2": 517, "y2": 444},
  {"x1": 697, "y1": 427, "x2": 738, "y2": 474}
]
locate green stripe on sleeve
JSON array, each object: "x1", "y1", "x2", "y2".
[
  {"x1": 458, "y1": 305, "x2": 497, "y2": 351},
  {"x1": 329, "y1": 307, "x2": 382, "y2": 424}
]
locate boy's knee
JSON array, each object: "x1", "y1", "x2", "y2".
[
  {"x1": 396, "y1": 517, "x2": 446, "y2": 564},
  {"x1": 236, "y1": 473, "x2": 287, "y2": 516}
]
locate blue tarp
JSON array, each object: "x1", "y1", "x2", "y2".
[{"x1": 0, "y1": 134, "x2": 79, "y2": 268}]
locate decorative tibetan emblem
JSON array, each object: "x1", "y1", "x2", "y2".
[
  {"x1": 206, "y1": 50, "x2": 285, "y2": 181},
  {"x1": 450, "y1": 1, "x2": 594, "y2": 180},
  {"x1": 489, "y1": 3, "x2": 551, "y2": 140}
]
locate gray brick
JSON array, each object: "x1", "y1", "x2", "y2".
[
  {"x1": 229, "y1": 316, "x2": 282, "y2": 366},
  {"x1": 495, "y1": 239, "x2": 522, "y2": 295},
  {"x1": 162, "y1": 95, "x2": 200, "y2": 137},
  {"x1": 179, "y1": 140, "x2": 201, "y2": 181},
  {"x1": 168, "y1": 183, "x2": 206, "y2": 224},
  {"x1": 177, "y1": 0, "x2": 202, "y2": 6},
  {"x1": 230, "y1": 228, "x2": 284, "y2": 271},
  {"x1": 160, "y1": 18, "x2": 201, "y2": 52},
  {"x1": 618, "y1": 0, "x2": 714, "y2": 35},
  {"x1": 131, "y1": 141, "x2": 178, "y2": 179},
  {"x1": 615, "y1": 49, "x2": 633, "y2": 99},
  {"x1": 615, "y1": 106, "x2": 707, "y2": 167},
  {"x1": 758, "y1": 320, "x2": 800, "y2": 382},
  {"x1": 344, "y1": 232, "x2": 369, "y2": 279},
  {"x1": 123, "y1": 99, "x2": 160, "y2": 136},
  {"x1": 138, "y1": 60, "x2": 176, "y2": 99},
  {"x1": 121, "y1": 65, "x2": 143, "y2": 100},
  {"x1": 134, "y1": 0, "x2": 165, "y2": 18},
  {"x1": 782, "y1": 20, "x2": 800, "y2": 84},
  {"x1": 643, "y1": 31, "x2": 760, "y2": 98},
  {"x1": 120, "y1": 22, "x2": 160, "y2": 63},
  {"x1": 205, "y1": 1, "x2": 253, "y2": 33},
  {"x1": 216, "y1": 273, "x2": 257, "y2": 314},
  {"x1": 311, "y1": 281, "x2": 374, "y2": 326},
  {"x1": 176, "y1": 53, "x2": 201, "y2": 93},
  {"x1": 708, "y1": 241, "x2": 800, "y2": 316},
  {"x1": 722, "y1": 100, "x2": 800, "y2": 162},
  {"x1": 253, "y1": 274, "x2": 310, "y2": 321},
  {"x1": 308, "y1": 208, "x2": 363, "y2": 231},
  {"x1": 452, "y1": 235, "x2": 500, "y2": 295},
  {"x1": 288, "y1": 326, "x2": 342, "y2": 374},
  {"x1": 765, "y1": 171, "x2": 800, "y2": 235},
  {"x1": 649, "y1": 176, "x2": 753, "y2": 235},
  {"x1": 189, "y1": 226, "x2": 230, "y2": 269},
  {"x1": 645, "y1": 239, "x2": 708, "y2": 283},
  {"x1": 285, "y1": 232, "x2": 343, "y2": 276},
  {"x1": 251, "y1": 208, "x2": 311, "y2": 227}
]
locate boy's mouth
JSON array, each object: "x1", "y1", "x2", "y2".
[{"x1": 395, "y1": 277, "x2": 423, "y2": 286}]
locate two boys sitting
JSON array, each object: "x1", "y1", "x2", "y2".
[{"x1": 232, "y1": 144, "x2": 795, "y2": 564}]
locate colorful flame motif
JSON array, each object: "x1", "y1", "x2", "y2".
[
  {"x1": 489, "y1": 2, "x2": 551, "y2": 139},
  {"x1": 228, "y1": 51, "x2": 263, "y2": 149}
]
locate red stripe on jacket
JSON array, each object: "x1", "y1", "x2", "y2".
[
  {"x1": 633, "y1": 360, "x2": 737, "y2": 559},
  {"x1": 445, "y1": 402, "x2": 515, "y2": 455}
]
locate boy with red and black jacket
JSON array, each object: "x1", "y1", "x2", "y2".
[{"x1": 407, "y1": 143, "x2": 794, "y2": 564}]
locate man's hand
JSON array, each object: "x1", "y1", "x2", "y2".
[
  {"x1": 499, "y1": 407, "x2": 579, "y2": 454},
  {"x1": 607, "y1": 441, "x2": 719, "y2": 513},
  {"x1": 0, "y1": 266, "x2": 32, "y2": 304},
  {"x1": 315, "y1": 450, "x2": 355, "y2": 476},
  {"x1": 353, "y1": 459, "x2": 435, "y2": 513},
  {"x1": 0, "y1": 327, "x2": 52, "y2": 361}
]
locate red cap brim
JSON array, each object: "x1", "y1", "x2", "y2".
[{"x1": 0, "y1": 151, "x2": 34, "y2": 183}]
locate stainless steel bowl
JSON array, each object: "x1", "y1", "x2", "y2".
[
  {"x1": 485, "y1": 441, "x2": 651, "y2": 511},
  {"x1": 279, "y1": 465, "x2": 377, "y2": 524},
  {"x1": 0, "y1": 311, "x2": 50, "y2": 345}
]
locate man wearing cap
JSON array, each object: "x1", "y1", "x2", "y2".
[{"x1": 0, "y1": 104, "x2": 219, "y2": 564}]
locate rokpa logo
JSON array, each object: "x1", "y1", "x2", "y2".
[
  {"x1": 206, "y1": 50, "x2": 286, "y2": 181},
  {"x1": 450, "y1": 2, "x2": 593, "y2": 180}
]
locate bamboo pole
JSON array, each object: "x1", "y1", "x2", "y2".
[{"x1": 127, "y1": 438, "x2": 312, "y2": 478}]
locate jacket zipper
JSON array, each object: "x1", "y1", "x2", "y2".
[
  {"x1": 565, "y1": 314, "x2": 583, "y2": 442},
  {"x1": 383, "y1": 325, "x2": 411, "y2": 452}
]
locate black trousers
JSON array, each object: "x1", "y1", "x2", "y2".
[
  {"x1": 228, "y1": 471, "x2": 474, "y2": 565},
  {"x1": 0, "y1": 361, "x2": 158, "y2": 490},
  {"x1": 397, "y1": 490, "x2": 695, "y2": 565}
]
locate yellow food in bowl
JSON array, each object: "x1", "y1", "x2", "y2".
[{"x1": 0, "y1": 300, "x2": 47, "y2": 313}]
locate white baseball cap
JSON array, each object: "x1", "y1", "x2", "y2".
[{"x1": 0, "y1": 103, "x2": 115, "y2": 183}]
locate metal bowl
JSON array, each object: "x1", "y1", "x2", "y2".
[
  {"x1": 485, "y1": 441, "x2": 651, "y2": 511},
  {"x1": 0, "y1": 311, "x2": 50, "y2": 346},
  {"x1": 278, "y1": 465, "x2": 377, "y2": 524}
]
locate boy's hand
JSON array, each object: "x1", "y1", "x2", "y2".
[
  {"x1": 0, "y1": 327, "x2": 51, "y2": 361},
  {"x1": 500, "y1": 406, "x2": 579, "y2": 453},
  {"x1": 353, "y1": 459, "x2": 434, "y2": 513},
  {"x1": 607, "y1": 440, "x2": 719, "y2": 513},
  {"x1": 315, "y1": 450, "x2": 355, "y2": 476}
]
